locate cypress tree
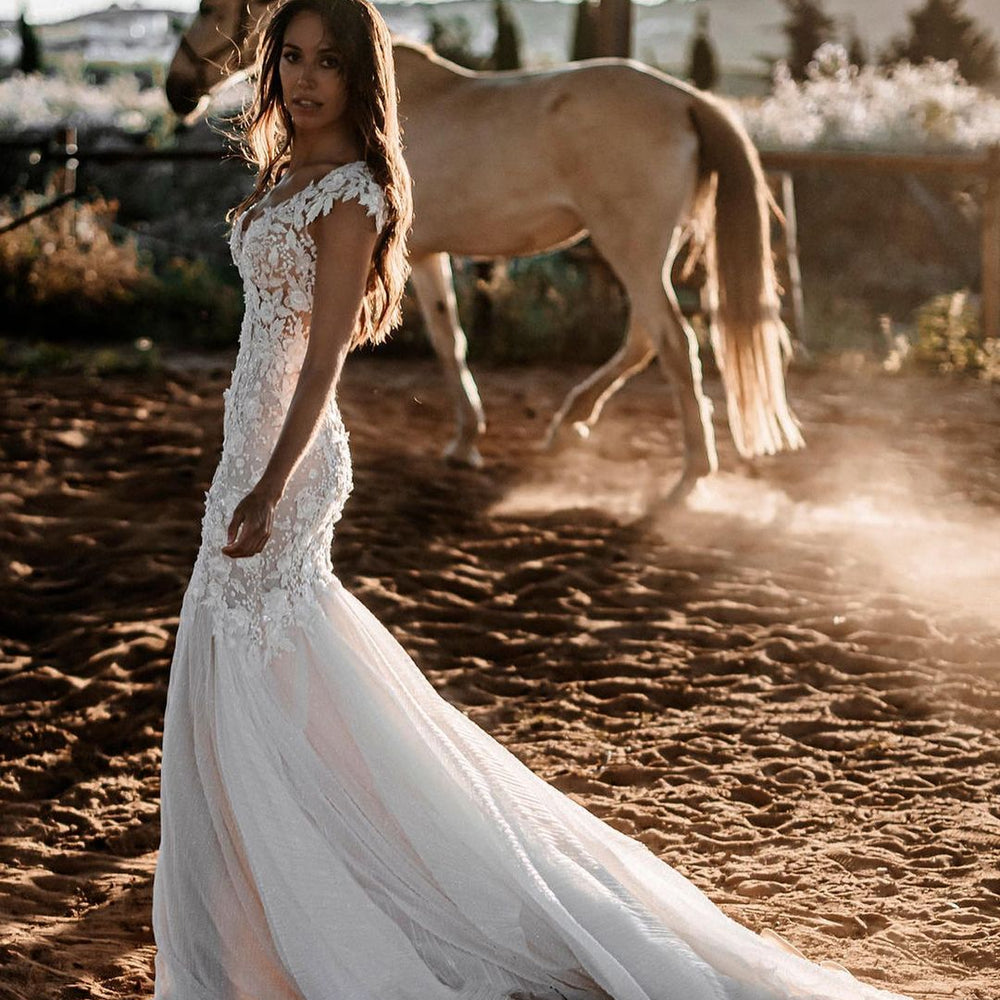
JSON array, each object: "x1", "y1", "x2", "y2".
[
  {"x1": 687, "y1": 10, "x2": 718, "y2": 90},
  {"x1": 847, "y1": 31, "x2": 867, "y2": 68},
  {"x1": 886, "y1": 0, "x2": 997, "y2": 84},
  {"x1": 844, "y1": 14, "x2": 867, "y2": 68},
  {"x1": 427, "y1": 13, "x2": 486, "y2": 69},
  {"x1": 597, "y1": 0, "x2": 632, "y2": 58},
  {"x1": 491, "y1": 0, "x2": 522, "y2": 71},
  {"x1": 570, "y1": 0, "x2": 600, "y2": 62},
  {"x1": 18, "y1": 9, "x2": 42, "y2": 74},
  {"x1": 780, "y1": 0, "x2": 835, "y2": 80}
]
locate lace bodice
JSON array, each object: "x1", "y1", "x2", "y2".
[{"x1": 183, "y1": 161, "x2": 388, "y2": 660}]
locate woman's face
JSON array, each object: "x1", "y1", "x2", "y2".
[{"x1": 278, "y1": 11, "x2": 351, "y2": 136}]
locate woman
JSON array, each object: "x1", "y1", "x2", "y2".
[{"x1": 151, "y1": 2, "x2": 912, "y2": 998}]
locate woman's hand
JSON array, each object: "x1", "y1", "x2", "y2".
[{"x1": 222, "y1": 482, "x2": 280, "y2": 558}]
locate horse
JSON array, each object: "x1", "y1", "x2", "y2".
[{"x1": 165, "y1": 1, "x2": 804, "y2": 502}]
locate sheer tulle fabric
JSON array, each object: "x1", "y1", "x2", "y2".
[
  {"x1": 154, "y1": 579, "x2": 914, "y2": 1000},
  {"x1": 152, "y1": 163, "x2": 912, "y2": 1000}
]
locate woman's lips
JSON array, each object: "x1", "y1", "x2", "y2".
[{"x1": 292, "y1": 98, "x2": 322, "y2": 110}]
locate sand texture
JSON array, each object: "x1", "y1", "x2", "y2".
[{"x1": 1, "y1": 357, "x2": 998, "y2": 999}]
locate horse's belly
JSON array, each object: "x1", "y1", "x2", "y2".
[{"x1": 412, "y1": 198, "x2": 585, "y2": 257}]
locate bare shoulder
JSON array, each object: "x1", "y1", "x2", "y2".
[{"x1": 310, "y1": 194, "x2": 380, "y2": 256}]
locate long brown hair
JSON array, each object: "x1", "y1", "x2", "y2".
[{"x1": 225, "y1": 0, "x2": 412, "y2": 348}]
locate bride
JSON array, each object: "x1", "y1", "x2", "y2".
[{"x1": 151, "y1": 1, "x2": 913, "y2": 998}]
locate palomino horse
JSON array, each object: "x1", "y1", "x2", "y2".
[{"x1": 166, "y1": 3, "x2": 803, "y2": 501}]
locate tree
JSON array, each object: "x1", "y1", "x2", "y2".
[
  {"x1": 491, "y1": 0, "x2": 522, "y2": 71},
  {"x1": 885, "y1": 0, "x2": 998, "y2": 85},
  {"x1": 780, "y1": 0, "x2": 835, "y2": 80},
  {"x1": 426, "y1": 13, "x2": 487, "y2": 70},
  {"x1": 570, "y1": 0, "x2": 600, "y2": 62},
  {"x1": 847, "y1": 32, "x2": 868, "y2": 68},
  {"x1": 597, "y1": 0, "x2": 632, "y2": 58},
  {"x1": 845, "y1": 15, "x2": 867, "y2": 68},
  {"x1": 17, "y1": 8, "x2": 42, "y2": 74},
  {"x1": 687, "y1": 10, "x2": 718, "y2": 90}
]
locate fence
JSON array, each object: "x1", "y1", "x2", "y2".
[
  {"x1": 760, "y1": 146, "x2": 1000, "y2": 342},
  {"x1": 0, "y1": 126, "x2": 228, "y2": 238},
  {"x1": 3, "y1": 128, "x2": 999, "y2": 343}
]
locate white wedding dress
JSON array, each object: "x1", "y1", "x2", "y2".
[{"x1": 151, "y1": 161, "x2": 912, "y2": 1000}]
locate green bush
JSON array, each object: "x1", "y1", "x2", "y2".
[
  {"x1": 0, "y1": 194, "x2": 241, "y2": 348},
  {"x1": 479, "y1": 251, "x2": 627, "y2": 364},
  {"x1": 143, "y1": 256, "x2": 243, "y2": 349},
  {"x1": 371, "y1": 246, "x2": 630, "y2": 365},
  {"x1": 912, "y1": 289, "x2": 1000, "y2": 380},
  {"x1": 0, "y1": 336, "x2": 164, "y2": 376}
]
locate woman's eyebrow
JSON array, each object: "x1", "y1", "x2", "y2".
[{"x1": 281, "y1": 42, "x2": 338, "y2": 55}]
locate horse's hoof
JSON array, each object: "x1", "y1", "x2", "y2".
[
  {"x1": 629, "y1": 473, "x2": 707, "y2": 528},
  {"x1": 541, "y1": 419, "x2": 590, "y2": 454},
  {"x1": 660, "y1": 472, "x2": 704, "y2": 508},
  {"x1": 540, "y1": 427, "x2": 566, "y2": 454},
  {"x1": 442, "y1": 439, "x2": 484, "y2": 469}
]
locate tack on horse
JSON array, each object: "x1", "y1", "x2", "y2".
[{"x1": 166, "y1": 3, "x2": 803, "y2": 501}]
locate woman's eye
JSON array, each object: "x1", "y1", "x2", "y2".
[
  {"x1": 322, "y1": 56, "x2": 341, "y2": 69},
  {"x1": 281, "y1": 50, "x2": 298, "y2": 63}
]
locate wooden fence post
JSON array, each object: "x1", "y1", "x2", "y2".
[
  {"x1": 982, "y1": 145, "x2": 1000, "y2": 342},
  {"x1": 52, "y1": 126, "x2": 79, "y2": 240},
  {"x1": 53, "y1": 126, "x2": 78, "y2": 196},
  {"x1": 767, "y1": 171, "x2": 806, "y2": 348}
]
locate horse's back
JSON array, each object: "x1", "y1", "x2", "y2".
[
  {"x1": 395, "y1": 47, "x2": 704, "y2": 255},
  {"x1": 399, "y1": 51, "x2": 700, "y2": 183}
]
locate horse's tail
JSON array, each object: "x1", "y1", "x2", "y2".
[{"x1": 685, "y1": 92, "x2": 804, "y2": 457}]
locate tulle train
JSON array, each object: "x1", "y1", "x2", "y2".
[{"x1": 152, "y1": 575, "x2": 911, "y2": 1000}]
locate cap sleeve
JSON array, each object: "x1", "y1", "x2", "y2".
[{"x1": 302, "y1": 161, "x2": 388, "y2": 234}]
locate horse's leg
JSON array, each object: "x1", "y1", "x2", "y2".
[
  {"x1": 542, "y1": 324, "x2": 655, "y2": 450},
  {"x1": 633, "y1": 255, "x2": 718, "y2": 503},
  {"x1": 556, "y1": 119, "x2": 714, "y2": 502},
  {"x1": 409, "y1": 252, "x2": 486, "y2": 468},
  {"x1": 598, "y1": 233, "x2": 717, "y2": 503}
]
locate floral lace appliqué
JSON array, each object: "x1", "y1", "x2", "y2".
[{"x1": 184, "y1": 162, "x2": 386, "y2": 661}]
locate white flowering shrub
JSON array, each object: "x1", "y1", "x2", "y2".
[
  {"x1": 0, "y1": 192, "x2": 242, "y2": 347},
  {"x1": 0, "y1": 71, "x2": 168, "y2": 133},
  {"x1": 0, "y1": 70, "x2": 248, "y2": 136},
  {"x1": 738, "y1": 43, "x2": 1000, "y2": 153},
  {"x1": 4, "y1": 48, "x2": 998, "y2": 154}
]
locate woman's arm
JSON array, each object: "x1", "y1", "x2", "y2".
[{"x1": 222, "y1": 198, "x2": 379, "y2": 559}]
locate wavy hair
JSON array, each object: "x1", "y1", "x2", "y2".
[{"x1": 225, "y1": 0, "x2": 412, "y2": 347}]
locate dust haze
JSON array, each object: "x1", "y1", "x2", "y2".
[{"x1": 491, "y1": 372, "x2": 1000, "y2": 628}]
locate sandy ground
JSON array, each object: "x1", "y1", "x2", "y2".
[{"x1": 1, "y1": 355, "x2": 998, "y2": 1000}]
